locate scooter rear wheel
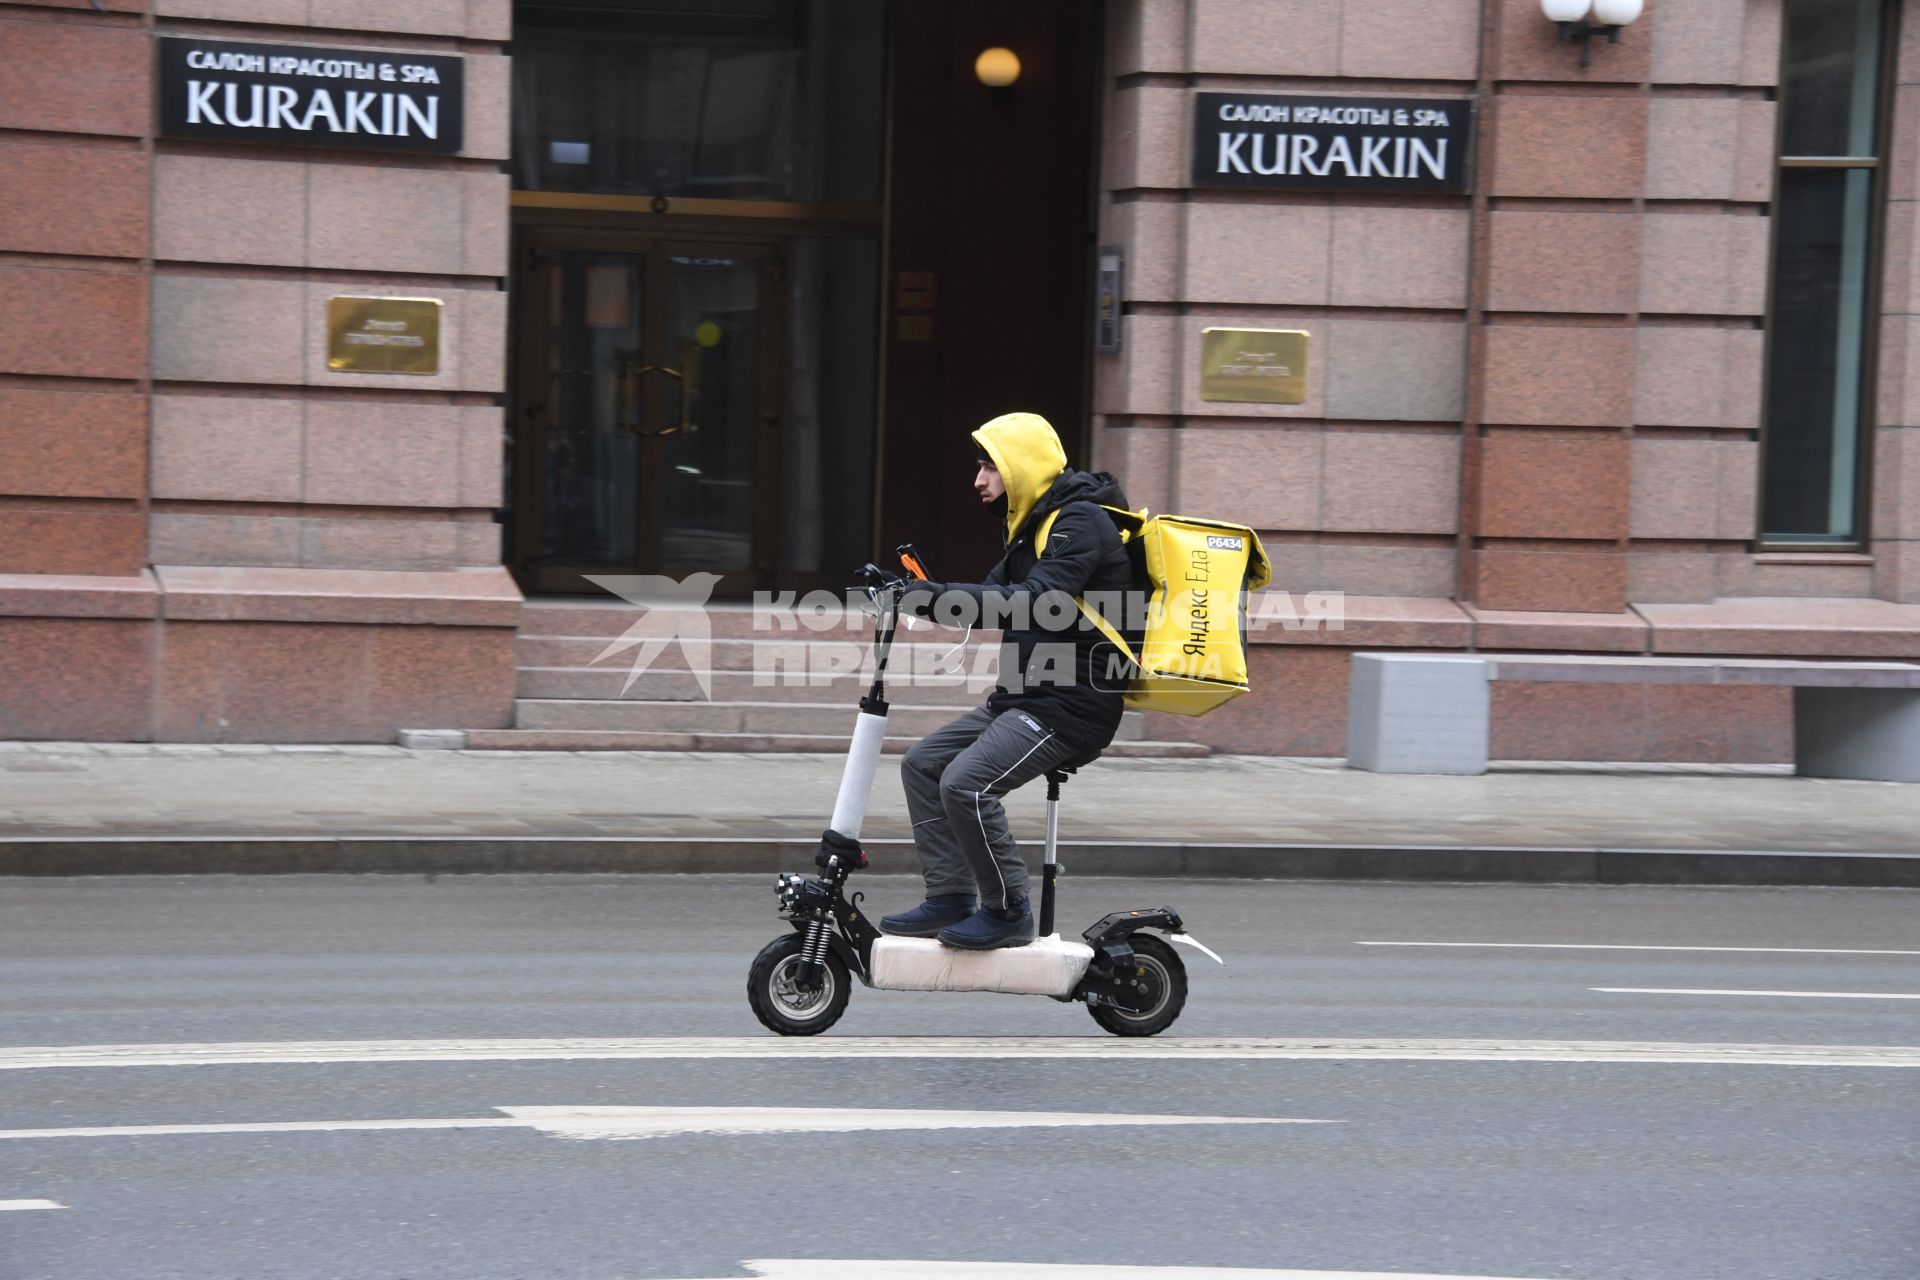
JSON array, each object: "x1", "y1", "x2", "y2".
[
  {"x1": 748, "y1": 934, "x2": 851, "y2": 1036},
  {"x1": 1087, "y1": 933, "x2": 1187, "y2": 1037}
]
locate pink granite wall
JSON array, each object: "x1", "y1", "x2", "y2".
[{"x1": 0, "y1": 0, "x2": 519, "y2": 742}]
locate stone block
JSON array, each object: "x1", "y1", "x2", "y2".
[
  {"x1": 154, "y1": 155, "x2": 305, "y2": 268},
  {"x1": 0, "y1": 509, "x2": 145, "y2": 576},
  {"x1": 0, "y1": 140, "x2": 147, "y2": 259},
  {"x1": 1491, "y1": 95, "x2": 1648, "y2": 199},
  {"x1": 1475, "y1": 547, "x2": 1627, "y2": 612},
  {"x1": 1094, "y1": 423, "x2": 1174, "y2": 516},
  {"x1": 1325, "y1": 319, "x2": 1468, "y2": 423},
  {"x1": 1716, "y1": 439, "x2": 1759, "y2": 541},
  {"x1": 466, "y1": 0, "x2": 512, "y2": 42},
  {"x1": 154, "y1": 0, "x2": 305, "y2": 21},
  {"x1": 455, "y1": 407, "x2": 505, "y2": 508},
  {"x1": 154, "y1": 564, "x2": 522, "y2": 626},
  {"x1": 1734, "y1": 100, "x2": 1778, "y2": 202},
  {"x1": 1634, "y1": 327, "x2": 1765, "y2": 430},
  {"x1": 462, "y1": 52, "x2": 513, "y2": 163},
  {"x1": 1627, "y1": 551, "x2": 1718, "y2": 603},
  {"x1": 1321, "y1": 431, "x2": 1461, "y2": 534},
  {"x1": 1184, "y1": 202, "x2": 1330, "y2": 305},
  {"x1": 1630, "y1": 437, "x2": 1721, "y2": 540},
  {"x1": 1640, "y1": 213, "x2": 1771, "y2": 316},
  {"x1": 0, "y1": 616, "x2": 154, "y2": 740},
  {"x1": 1105, "y1": 86, "x2": 1187, "y2": 191},
  {"x1": 150, "y1": 394, "x2": 304, "y2": 503},
  {"x1": 149, "y1": 513, "x2": 301, "y2": 567},
  {"x1": 1107, "y1": 200, "x2": 1180, "y2": 303},
  {"x1": 1740, "y1": 0, "x2": 1784, "y2": 86},
  {"x1": 1486, "y1": 211, "x2": 1639, "y2": 314},
  {"x1": 1108, "y1": 0, "x2": 1187, "y2": 75},
  {"x1": 1316, "y1": 545, "x2": 1460, "y2": 598},
  {"x1": 1644, "y1": 99, "x2": 1741, "y2": 201},
  {"x1": 1175, "y1": 427, "x2": 1321, "y2": 530},
  {"x1": 1479, "y1": 434, "x2": 1629, "y2": 540},
  {"x1": 0, "y1": 389, "x2": 146, "y2": 499},
  {"x1": 1330, "y1": 207, "x2": 1470, "y2": 310},
  {"x1": 1347, "y1": 654, "x2": 1491, "y2": 775},
  {"x1": 299, "y1": 517, "x2": 461, "y2": 571},
  {"x1": 153, "y1": 276, "x2": 305, "y2": 385},
  {"x1": 308, "y1": 0, "x2": 467, "y2": 36},
  {"x1": 308, "y1": 165, "x2": 491, "y2": 276},
  {"x1": 1871, "y1": 429, "x2": 1915, "y2": 539},
  {"x1": 303, "y1": 401, "x2": 462, "y2": 508},
  {"x1": 455, "y1": 520, "x2": 502, "y2": 567},
  {"x1": 0, "y1": 18, "x2": 149, "y2": 137},
  {"x1": 1096, "y1": 313, "x2": 1177, "y2": 417},
  {"x1": 1877, "y1": 541, "x2": 1920, "y2": 603},
  {"x1": 1341, "y1": 0, "x2": 1481, "y2": 80},
  {"x1": 1482, "y1": 326, "x2": 1636, "y2": 427},
  {"x1": 1191, "y1": 0, "x2": 1339, "y2": 76},
  {"x1": 0, "y1": 266, "x2": 146, "y2": 381},
  {"x1": 1650, "y1": 0, "x2": 1748, "y2": 84},
  {"x1": 0, "y1": 569, "x2": 158, "y2": 620}
]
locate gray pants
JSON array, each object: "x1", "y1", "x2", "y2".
[{"x1": 902, "y1": 704, "x2": 1082, "y2": 910}]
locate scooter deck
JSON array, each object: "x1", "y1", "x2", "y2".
[{"x1": 869, "y1": 934, "x2": 1094, "y2": 996}]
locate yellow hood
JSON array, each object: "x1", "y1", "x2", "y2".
[{"x1": 972, "y1": 412, "x2": 1068, "y2": 544}]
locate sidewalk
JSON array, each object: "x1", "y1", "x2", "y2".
[{"x1": 2, "y1": 742, "x2": 1915, "y2": 885}]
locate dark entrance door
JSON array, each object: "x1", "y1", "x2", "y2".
[{"x1": 511, "y1": 225, "x2": 784, "y2": 595}]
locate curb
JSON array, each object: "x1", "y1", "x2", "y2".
[{"x1": 1, "y1": 837, "x2": 1916, "y2": 886}]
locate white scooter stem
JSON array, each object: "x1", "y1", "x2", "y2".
[{"x1": 828, "y1": 709, "x2": 889, "y2": 840}]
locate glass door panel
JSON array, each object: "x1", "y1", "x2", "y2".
[
  {"x1": 660, "y1": 250, "x2": 765, "y2": 572},
  {"x1": 513, "y1": 226, "x2": 782, "y2": 594},
  {"x1": 537, "y1": 247, "x2": 644, "y2": 566}
]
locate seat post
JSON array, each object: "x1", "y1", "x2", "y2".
[{"x1": 1040, "y1": 770, "x2": 1064, "y2": 936}]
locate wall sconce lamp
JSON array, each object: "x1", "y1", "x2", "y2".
[
  {"x1": 974, "y1": 47, "x2": 1021, "y2": 89},
  {"x1": 1542, "y1": 0, "x2": 1644, "y2": 68}
]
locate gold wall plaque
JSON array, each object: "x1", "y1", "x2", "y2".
[
  {"x1": 1200, "y1": 327, "x2": 1308, "y2": 404},
  {"x1": 327, "y1": 296, "x2": 443, "y2": 375}
]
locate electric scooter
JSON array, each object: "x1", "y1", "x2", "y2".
[{"x1": 747, "y1": 555, "x2": 1225, "y2": 1037}]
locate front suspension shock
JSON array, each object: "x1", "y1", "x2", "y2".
[{"x1": 795, "y1": 915, "x2": 832, "y2": 987}]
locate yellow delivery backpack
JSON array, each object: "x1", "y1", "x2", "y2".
[{"x1": 1037, "y1": 506, "x2": 1272, "y2": 717}]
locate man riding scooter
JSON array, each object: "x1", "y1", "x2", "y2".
[{"x1": 879, "y1": 412, "x2": 1135, "y2": 951}]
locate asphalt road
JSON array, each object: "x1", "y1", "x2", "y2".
[{"x1": 2, "y1": 874, "x2": 1916, "y2": 1280}]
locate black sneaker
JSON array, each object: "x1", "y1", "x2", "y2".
[
  {"x1": 937, "y1": 898, "x2": 1035, "y2": 950},
  {"x1": 879, "y1": 893, "x2": 976, "y2": 937}
]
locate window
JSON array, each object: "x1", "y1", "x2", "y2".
[{"x1": 1759, "y1": 0, "x2": 1892, "y2": 544}]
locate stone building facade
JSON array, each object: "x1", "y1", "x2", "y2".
[{"x1": 2, "y1": 0, "x2": 1917, "y2": 761}]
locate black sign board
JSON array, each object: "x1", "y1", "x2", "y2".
[
  {"x1": 159, "y1": 37, "x2": 464, "y2": 154},
  {"x1": 1191, "y1": 92, "x2": 1473, "y2": 195}
]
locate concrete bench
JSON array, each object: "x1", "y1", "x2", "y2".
[{"x1": 1346, "y1": 653, "x2": 1920, "y2": 782}]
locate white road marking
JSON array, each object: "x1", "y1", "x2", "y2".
[
  {"x1": 0, "y1": 1107, "x2": 1324, "y2": 1143},
  {"x1": 0, "y1": 1200, "x2": 66, "y2": 1211},
  {"x1": 1, "y1": 1037, "x2": 1916, "y2": 1069},
  {"x1": 1593, "y1": 987, "x2": 1920, "y2": 1001},
  {"x1": 0, "y1": 1118, "x2": 520, "y2": 1140},
  {"x1": 710, "y1": 1262, "x2": 1559, "y2": 1280},
  {"x1": 1359, "y1": 941, "x2": 1920, "y2": 956}
]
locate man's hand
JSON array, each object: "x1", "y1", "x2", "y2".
[{"x1": 899, "y1": 582, "x2": 946, "y2": 619}]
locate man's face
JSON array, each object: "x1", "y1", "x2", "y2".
[{"x1": 974, "y1": 460, "x2": 1005, "y2": 503}]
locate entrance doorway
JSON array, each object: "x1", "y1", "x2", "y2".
[{"x1": 511, "y1": 226, "x2": 783, "y2": 595}]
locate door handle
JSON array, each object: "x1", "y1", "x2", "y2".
[{"x1": 621, "y1": 362, "x2": 698, "y2": 436}]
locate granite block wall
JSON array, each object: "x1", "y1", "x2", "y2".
[{"x1": 0, "y1": 0, "x2": 518, "y2": 741}]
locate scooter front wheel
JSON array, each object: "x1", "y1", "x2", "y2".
[
  {"x1": 748, "y1": 934, "x2": 851, "y2": 1036},
  {"x1": 1087, "y1": 933, "x2": 1187, "y2": 1037}
]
